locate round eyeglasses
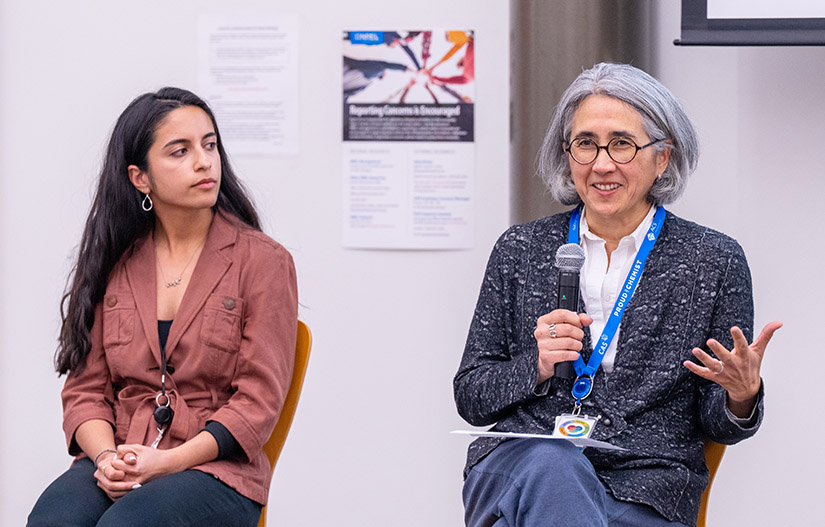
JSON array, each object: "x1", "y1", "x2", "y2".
[{"x1": 565, "y1": 137, "x2": 663, "y2": 165}]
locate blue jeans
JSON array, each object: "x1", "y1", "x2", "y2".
[
  {"x1": 28, "y1": 457, "x2": 261, "y2": 527},
  {"x1": 463, "y1": 438, "x2": 688, "y2": 527}
]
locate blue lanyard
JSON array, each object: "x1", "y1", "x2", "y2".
[{"x1": 566, "y1": 205, "x2": 666, "y2": 404}]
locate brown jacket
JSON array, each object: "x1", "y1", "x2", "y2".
[{"x1": 61, "y1": 211, "x2": 298, "y2": 504}]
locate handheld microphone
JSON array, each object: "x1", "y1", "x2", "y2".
[{"x1": 553, "y1": 243, "x2": 585, "y2": 380}]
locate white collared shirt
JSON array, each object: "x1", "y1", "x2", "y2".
[{"x1": 579, "y1": 205, "x2": 656, "y2": 373}]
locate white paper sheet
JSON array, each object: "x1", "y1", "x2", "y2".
[
  {"x1": 198, "y1": 14, "x2": 299, "y2": 155},
  {"x1": 450, "y1": 430, "x2": 627, "y2": 451},
  {"x1": 342, "y1": 141, "x2": 473, "y2": 249}
]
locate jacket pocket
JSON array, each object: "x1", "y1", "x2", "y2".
[
  {"x1": 201, "y1": 293, "x2": 244, "y2": 353},
  {"x1": 102, "y1": 294, "x2": 136, "y2": 348}
]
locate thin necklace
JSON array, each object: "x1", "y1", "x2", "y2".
[{"x1": 156, "y1": 240, "x2": 204, "y2": 288}]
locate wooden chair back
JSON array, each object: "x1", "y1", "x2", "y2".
[
  {"x1": 257, "y1": 320, "x2": 312, "y2": 527},
  {"x1": 697, "y1": 439, "x2": 726, "y2": 527}
]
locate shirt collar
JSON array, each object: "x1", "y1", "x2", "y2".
[{"x1": 580, "y1": 204, "x2": 656, "y2": 252}]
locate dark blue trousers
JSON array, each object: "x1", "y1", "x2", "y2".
[
  {"x1": 28, "y1": 457, "x2": 261, "y2": 527},
  {"x1": 463, "y1": 438, "x2": 688, "y2": 527}
]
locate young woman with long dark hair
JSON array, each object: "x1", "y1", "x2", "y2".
[{"x1": 28, "y1": 87, "x2": 298, "y2": 527}]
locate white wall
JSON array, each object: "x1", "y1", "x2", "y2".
[
  {"x1": 3, "y1": 1, "x2": 819, "y2": 526},
  {"x1": 653, "y1": 2, "x2": 825, "y2": 524},
  {"x1": 0, "y1": 1, "x2": 510, "y2": 525}
]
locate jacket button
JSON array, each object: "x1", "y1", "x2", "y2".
[
  {"x1": 602, "y1": 417, "x2": 612, "y2": 427},
  {"x1": 223, "y1": 298, "x2": 236, "y2": 310},
  {"x1": 106, "y1": 296, "x2": 117, "y2": 307}
]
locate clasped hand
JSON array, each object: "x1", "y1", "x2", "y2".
[{"x1": 94, "y1": 445, "x2": 171, "y2": 501}]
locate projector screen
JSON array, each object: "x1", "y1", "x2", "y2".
[{"x1": 677, "y1": 0, "x2": 825, "y2": 45}]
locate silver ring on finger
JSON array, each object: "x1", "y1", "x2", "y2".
[
  {"x1": 548, "y1": 324, "x2": 557, "y2": 338},
  {"x1": 713, "y1": 360, "x2": 725, "y2": 375}
]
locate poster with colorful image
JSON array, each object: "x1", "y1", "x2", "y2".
[
  {"x1": 343, "y1": 30, "x2": 474, "y2": 141},
  {"x1": 342, "y1": 30, "x2": 475, "y2": 249}
]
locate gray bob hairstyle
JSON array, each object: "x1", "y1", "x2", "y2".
[{"x1": 538, "y1": 62, "x2": 699, "y2": 206}]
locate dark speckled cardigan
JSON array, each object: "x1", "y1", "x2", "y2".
[{"x1": 454, "y1": 210, "x2": 762, "y2": 527}]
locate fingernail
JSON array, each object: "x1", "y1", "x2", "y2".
[{"x1": 132, "y1": 483, "x2": 142, "y2": 489}]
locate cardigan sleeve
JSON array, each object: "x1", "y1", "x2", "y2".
[
  {"x1": 696, "y1": 238, "x2": 763, "y2": 444},
  {"x1": 454, "y1": 227, "x2": 546, "y2": 426},
  {"x1": 206, "y1": 238, "x2": 298, "y2": 462}
]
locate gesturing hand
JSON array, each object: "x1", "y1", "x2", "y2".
[
  {"x1": 534, "y1": 309, "x2": 592, "y2": 385},
  {"x1": 683, "y1": 321, "x2": 782, "y2": 418}
]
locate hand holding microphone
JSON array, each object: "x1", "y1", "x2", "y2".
[{"x1": 533, "y1": 244, "x2": 591, "y2": 384}]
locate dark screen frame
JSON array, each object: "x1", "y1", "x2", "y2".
[{"x1": 675, "y1": 0, "x2": 825, "y2": 46}]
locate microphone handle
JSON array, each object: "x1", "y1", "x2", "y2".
[{"x1": 553, "y1": 269, "x2": 579, "y2": 380}]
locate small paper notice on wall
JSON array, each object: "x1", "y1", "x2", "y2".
[{"x1": 198, "y1": 14, "x2": 299, "y2": 156}]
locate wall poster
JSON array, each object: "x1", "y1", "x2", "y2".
[{"x1": 342, "y1": 30, "x2": 475, "y2": 249}]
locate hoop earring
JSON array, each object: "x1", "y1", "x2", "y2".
[{"x1": 142, "y1": 194, "x2": 153, "y2": 212}]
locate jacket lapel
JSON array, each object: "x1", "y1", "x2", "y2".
[
  {"x1": 164, "y1": 212, "x2": 237, "y2": 358},
  {"x1": 124, "y1": 236, "x2": 162, "y2": 367}
]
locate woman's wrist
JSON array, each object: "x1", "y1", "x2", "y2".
[
  {"x1": 94, "y1": 448, "x2": 117, "y2": 468},
  {"x1": 168, "y1": 431, "x2": 220, "y2": 473},
  {"x1": 162, "y1": 446, "x2": 189, "y2": 474},
  {"x1": 726, "y1": 392, "x2": 757, "y2": 419}
]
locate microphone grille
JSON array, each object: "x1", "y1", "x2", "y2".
[{"x1": 555, "y1": 243, "x2": 585, "y2": 271}]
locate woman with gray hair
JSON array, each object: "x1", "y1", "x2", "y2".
[{"x1": 454, "y1": 62, "x2": 780, "y2": 527}]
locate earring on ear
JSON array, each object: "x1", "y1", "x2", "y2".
[
  {"x1": 656, "y1": 173, "x2": 662, "y2": 180},
  {"x1": 142, "y1": 193, "x2": 153, "y2": 212}
]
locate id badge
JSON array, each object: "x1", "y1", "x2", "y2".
[{"x1": 552, "y1": 413, "x2": 598, "y2": 440}]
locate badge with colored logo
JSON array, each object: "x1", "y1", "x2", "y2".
[{"x1": 552, "y1": 413, "x2": 599, "y2": 440}]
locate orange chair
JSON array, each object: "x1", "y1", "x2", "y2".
[
  {"x1": 696, "y1": 440, "x2": 726, "y2": 527},
  {"x1": 257, "y1": 320, "x2": 312, "y2": 527}
]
